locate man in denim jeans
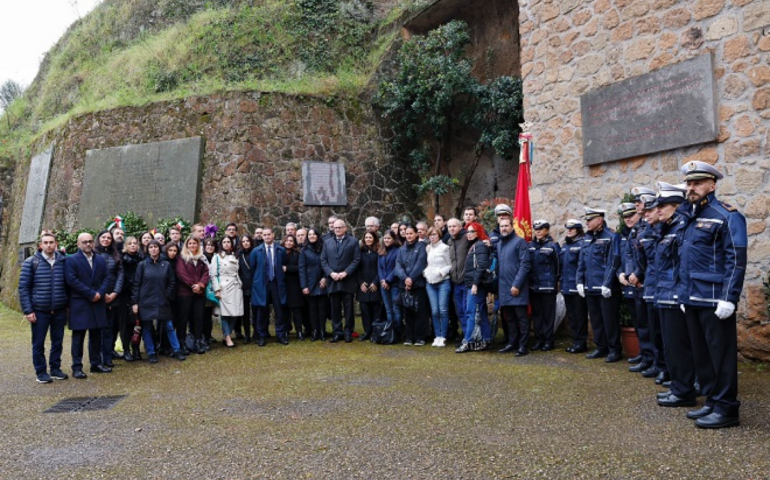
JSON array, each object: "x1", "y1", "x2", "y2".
[{"x1": 446, "y1": 218, "x2": 468, "y2": 346}]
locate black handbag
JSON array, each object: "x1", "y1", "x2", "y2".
[
  {"x1": 400, "y1": 290, "x2": 419, "y2": 312},
  {"x1": 372, "y1": 319, "x2": 396, "y2": 345}
]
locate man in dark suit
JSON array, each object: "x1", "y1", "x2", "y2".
[
  {"x1": 250, "y1": 227, "x2": 289, "y2": 345},
  {"x1": 321, "y1": 219, "x2": 360, "y2": 342},
  {"x1": 65, "y1": 232, "x2": 113, "y2": 378}
]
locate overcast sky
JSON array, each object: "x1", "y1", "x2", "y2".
[{"x1": 0, "y1": 0, "x2": 103, "y2": 88}]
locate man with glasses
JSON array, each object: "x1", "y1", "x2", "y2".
[
  {"x1": 224, "y1": 223, "x2": 240, "y2": 250},
  {"x1": 19, "y1": 232, "x2": 69, "y2": 383},
  {"x1": 321, "y1": 219, "x2": 361, "y2": 342},
  {"x1": 65, "y1": 233, "x2": 113, "y2": 378}
]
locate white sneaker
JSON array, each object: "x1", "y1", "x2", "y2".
[
  {"x1": 431, "y1": 338, "x2": 439, "y2": 347},
  {"x1": 437, "y1": 337, "x2": 446, "y2": 347},
  {"x1": 403, "y1": 340, "x2": 413, "y2": 346}
]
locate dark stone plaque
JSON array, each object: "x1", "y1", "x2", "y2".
[
  {"x1": 79, "y1": 137, "x2": 203, "y2": 229},
  {"x1": 581, "y1": 54, "x2": 718, "y2": 165},
  {"x1": 19, "y1": 145, "x2": 54, "y2": 244},
  {"x1": 302, "y1": 161, "x2": 347, "y2": 206}
]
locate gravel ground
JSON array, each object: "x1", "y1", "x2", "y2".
[{"x1": 1, "y1": 304, "x2": 768, "y2": 480}]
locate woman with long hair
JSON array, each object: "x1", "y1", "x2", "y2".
[
  {"x1": 132, "y1": 240, "x2": 185, "y2": 363},
  {"x1": 394, "y1": 224, "x2": 429, "y2": 346},
  {"x1": 139, "y1": 231, "x2": 154, "y2": 258},
  {"x1": 176, "y1": 236, "x2": 210, "y2": 354},
  {"x1": 202, "y1": 237, "x2": 218, "y2": 348},
  {"x1": 378, "y1": 230, "x2": 402, "y2": 332},
  {"x1": 94, "y1": 230, "x2": 124, "y2": 367},
  {"x1": 210, "y1": 236, "x2": 243, "y2": 348},
  {"x1": 235, "y1": 234, "x2": 254, "y2": 343},
  {"x1": 282, "y1": 234, "x2": 307, "y2": 340},
  {"x1": 299, "y1": 228, "x2": 328, "y2": 341},
  {"x1": 119, "y1": 236, "x2": 143, "y2": 361},
  {"x1": 158, "y1": 242, "x2": 180, "y2": 355},
  {"x1": 456, "y1": 221, "x2": 493, "y2": 353},
  {"x1": 424, "y1": 227, "x2": 452, "y2": 347},
  {"x1": 357, "y1": 231, "x2": 381, "y2": 341}
]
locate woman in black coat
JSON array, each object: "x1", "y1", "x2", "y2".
[
  {"x1": 282, "y1": 234, "x2": 307, "y2": 339},
  {"x1": 157, "y1": 242, "x2": 180, "y2": 355},
  {"x1": 235, "y1": 235, "x2": 254, "y2": 343},
  {"x1": 202, "y1": 237, "x2": 218, "y2": 348},
  {"x1": 394, "y1": 225, "x2": 429, "y2": 346},
  {"x1": 299, "y1": 228, "x2": 328, "y2": 341},
  {"x1": 357, "y1": 231, "x2": 381, "y2": 341},
  {"x1": 456, "y1": 222, "x2": 493, "y2": 353},
  {"x1": 131, "y1": 240, "x2": 185, "y2": 363},
  {"x1": 95, "y1": 230, "x2": 124, "y2": 368},
  {"x1": 119, "y1": 236, "x2": 143, "y2": 361}
]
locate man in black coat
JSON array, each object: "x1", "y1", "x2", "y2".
[
  {"x1": 321, "y1": 219, "x2": 361, "y2": 342},
  {"x1": 65, "y1": 233, "x2": 112, "y2": 378}
]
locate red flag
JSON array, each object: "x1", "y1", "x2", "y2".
[{"x1": 514, "y1": 133, "x2": 533, "y2": 242}]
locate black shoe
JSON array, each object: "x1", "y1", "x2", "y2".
[
  {"x1": 36, "y1": 373, "x2": 53, "y2": 384},
  {"x1": 148, "y1": 354, "x2": 159, "y2": 364},
  {"x1": 686, "y1": 405, "x2": 714, "y2": 420},
  {"x1": 104, "y1": 361, "x2": 115, "y2": 369},
  {"x1": 179, "y1": 345, "x2": 189, "y2": 356},
  {"x1": 195, "y1": 340, "x2": 206, "y2": 354},
  {"x1": 566, "y1": 344, "x2": 587, "y2": 353},
  {"x1": 499, "y1": 344, "x2": 517, "y2": 354},
  {"x1": 72, "y1": 369, "x2": 87, "y2": 379},
  {"x1": 657, "y1": 390, "x2": 673, "y2": 399},
  {"x1": 278, "y1": 337, "x2": 289, "y2": 346},
  {"x1": 344, "y1": 334, "x2": 353, "y2": 343},
  {"x1": 256, "y1": 337, "x2": 266, "y2": 347},
  {"x1": 50, "y1": 370, "x2": 69, "y2": 380},
  {"x1": 657, "y1": 393, "x2": 696, "y2": 407},
  {"x1": 642, "y1": 366, "x2": 662, "y2": 378},
  {"x1": 515, "y1": 349, "x2": 529, "y2": 357},
  {"x1": 359, "y1": 334, "x2": 371, "y2": 342},
  {"x1": 112, "y1": 350, "x2": 124, "y2": 359},
  {"x1": 627, "y1": 355, "x2": 643, "y2": 364},
  {"x1": 629, "y1": 362, "x2": 652, "y2": 373},
  {"x1": 586, "y1": 349, "x2": 608, "y2": 359},
  {"x1": 243, "y1": 336, "x2": 252, "y2": 344},
  {"x1": 532, "y1": 340, "x2": 544, "y2": 351},
  {"x1": 605, "y1": 352, "x2": 622, "y2": 363},
  {"x1": 329, "y1": 334, "x2": 344, "y2": 343},
  {"x1": 297, "y1": 332, "x2": 305, "y2": 341},
  {"x1": 695, "y1": 412, "x2": 740, "y2": 429},
  {"x1": 90, "y1": 364, "x2": 112, "y2": 373},
  {"x1": 541, "y1": 342, "x2": 554, "y2": 352},
  {"x1": 655, "y1": 371, "x2": 671, "y2": 385},
  {"x1": 170, "y1": 351, "x2": 186, "y2": 361},
  {"x1": 124, "y1": 351, "x2": 134, "y2": 362}
]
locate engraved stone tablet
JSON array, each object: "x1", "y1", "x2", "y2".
[
  {"x1": 19, "y1": 145, "x2": 54, "y2": 244},
  {"x1": 581, "y1": 54, "x2": 718, "y2": 165},
  {"x1": 79, "y1": 137, "x2": 203, "y2": 229},
  {"x1": 302, "y1": 161, "x2": 347, "y2": 206}
]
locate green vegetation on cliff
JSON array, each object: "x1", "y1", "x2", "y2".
[{"x1": 0, "y1": 0, "x2": 429, "y2": 162}]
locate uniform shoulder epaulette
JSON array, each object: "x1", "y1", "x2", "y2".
[{"x1": 718, "y1": 200, "x2": 737, "y2": 212}]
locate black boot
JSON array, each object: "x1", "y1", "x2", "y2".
[
  {"x1": 132, "y1": 344, "x2": 142, "y2": 361},
  {"x1": 196, "y1": 339, "x2": 206, "y2": 354}
]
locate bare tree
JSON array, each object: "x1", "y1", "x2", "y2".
[{"x1": 0, "y1": 79, "x2": 24, "y2": 128}]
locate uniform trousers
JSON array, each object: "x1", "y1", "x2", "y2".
[
  {"x1": 564, "y1": 294, "x2": 588, "y2": 348},
  {"x1": 660, "y1": 308, "x2": 696, "y2": 399},
  {"x1": 530, "y1": 291, "x2": 556, "y2": 344},
  {"x1": 585, "y1": 294, "x2": 620, "y2": 354},
  {"x1": 685, "y1": 307, "x2": 740, "y2": 416},
  {"x1": 646, "y1": 303, "x2": 667, "y2": 372}
]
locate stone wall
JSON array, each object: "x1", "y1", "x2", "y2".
[
  {"x1": 517, "y1": 0, "x2": 770, "y2": 359},
  {"x1": 0, "y1": 92, "x2": 422, "y2": 308}
]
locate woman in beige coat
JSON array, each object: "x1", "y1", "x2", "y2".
[{"x1": 210, "y1": 236, "x2": 243, "y2": 348}]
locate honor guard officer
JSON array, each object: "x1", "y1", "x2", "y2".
[
  {"x1": 627, "y1": 187, "x2": 657, "y2": 369},
  {"x1": 560, "y1": 219, "x2": 589, "y2": 353},
  {"x1": 616, "y1": 202, "x2": 654, "y2": 372},
  {"x1": 677, "y1": 161, "x2": 746, "y2": 429},
  {"x1": 634, "y1": 195, "x2": 669, "y2": 384},
  {"x1": 652, "y1": 183, "x2": 699, "y2": 410},
  {"x1": 527, "y1": 220, "x2": 560, "y2": 351},
  {"x1": 576, "y1": 207, "x2": 622, "y2": 362}
]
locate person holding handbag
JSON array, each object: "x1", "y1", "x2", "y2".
[
  {"x1": 456, "y1": 222, "x2": 493, "y2": 353},
  {"x1": 210, "y1": 237, "x2": 243, "y2": 348},
  {"x1": 394, "y1": 225, "x2": 429, "y2": 346},
  {"x1": 357, "y1": 231, "x2": 382, "y2": 342},
  {"x1": 235, "y1": 235, "x2": 254, "y2": 344},
  {"x1": 299, "y1": 228, "x2": 329, "y2": 341}
]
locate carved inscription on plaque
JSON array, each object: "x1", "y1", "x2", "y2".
[
  {"x1": 79, "y1": 137, "x2": 203, "y2": 229},
  {"x1": 19, "y1": 145, "x2": 54, "y2": 244},
  {"x1": 581, "y1": 54, "x2": 718, "y2": 165},
  {"x1": 302, "y1": 161, "x2": 347, "y2": 206}
]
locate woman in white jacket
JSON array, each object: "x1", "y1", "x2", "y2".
[
  {"x1": 210, "y1": 236, "x2": 243, "y2": 348},
  {"x1": 424, "y1": 227, "x2": 452, "y2": 347}
]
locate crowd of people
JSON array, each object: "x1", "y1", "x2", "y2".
[{"x1": 19, "y1": 160, "x2": 746, "y2": 429}]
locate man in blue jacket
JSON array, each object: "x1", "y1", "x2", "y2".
[
  {"x1": 250, "y1": 227, "x2": 288, "y2": 346},
  {"x1": 65, "y1": 232, "x2": 113, "y2": 378},
  {"x1": 677, "y1": 161, "x2": 747, "y2": 429},
  {"x1": 321, "y1": 219, "x2": 361, "y2": 343},
  {"x1": 496, "y1": 217, "x2": 531, "y2": 356},
  {"x1": 528, "y1": 219, "x2": 561, "y2": 351},
  {"x1": 19, "y1": 232, "x2": 69, "y2": 383}
]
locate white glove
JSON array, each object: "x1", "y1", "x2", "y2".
[
  {"x1": 577, "y1": 284, "x2": 585, "y2": 298},
  {"x1": 680, "y1": 304, "x2": 686, "y2": 313},
  {"x1": 715, "y1": 301, "x2": 735, "y2": 320},
  {"x1": 601, "y1": 286, "x2": 612, "y2": 298}
]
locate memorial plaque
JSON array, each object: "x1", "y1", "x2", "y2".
[
  {"x1": 19, "y1": 145, "x2": 54, "y2": 244},
  {"x1": 79, "y1": 137, "x2": 203, "y2": 229},
  {"x1": 581, "y1": 54, "x2": 718, "y2": 165},
  {"x1": 302, "y1": 161, "x2": 347, "y2": 206}
]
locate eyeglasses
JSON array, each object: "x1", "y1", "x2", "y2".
[
  {"x1": 81, "y1": 240, "x2": 94, "y2": 244},
  {"x1": 467, "y1": 230, "x2": 477, "y2": 234}
]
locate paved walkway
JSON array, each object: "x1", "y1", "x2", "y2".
[{"x1": 1, "y1": 305, "x2": 768, "y2": 479}]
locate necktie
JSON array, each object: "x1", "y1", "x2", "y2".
[{"x1": 267, "y1": 245, "x2": 274, "y2": 281}]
